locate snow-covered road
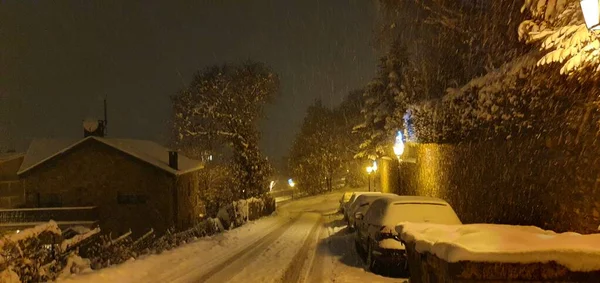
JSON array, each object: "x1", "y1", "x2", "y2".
[{"x1": 58, "y1": 191, "x2": 407, "y2": 283}]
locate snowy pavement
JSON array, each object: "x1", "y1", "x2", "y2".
[{"x1": 58, "y1": 191, "x2": 407, "y2": 283}]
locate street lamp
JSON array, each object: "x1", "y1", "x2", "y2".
[
  {"x1": 288, "y1": 178, "x2": 295, "y2": 188},
  {"x1": 366, "y1": 166, "x2": 373, "y2": 192},
  {"x1": 581, "y1": 0, "x2": 600, "y2": 30},
  {"x1": 393, "y1": 131, "x2": 405, "y2": 159}
]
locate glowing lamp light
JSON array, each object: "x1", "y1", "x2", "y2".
[
  {"x1": 581, "y1": 0, "x2": 600, "y2": 30},
  {"x1": 372, "y1": 161, "x2": 378, "y2": 172},
  {"x1": 366, "y1": 166, "x2": 373, "y2": 174},
  {"x1": 269, "y1": 180, "x2": 275, "y2": 192},
  {"x1": 393, "y1": 131, "x2": 405, "y2": 158},
  {"x1": 288, "y1": 178, "x2": 295, "y2": 188}
]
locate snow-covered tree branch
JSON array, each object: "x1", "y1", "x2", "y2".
[
  {"x1": 520, "y1": 0, "x2": 599, "y2": 76},
  {"x1": 171, "y1": 62, "x2": 279, "y2": 201}
]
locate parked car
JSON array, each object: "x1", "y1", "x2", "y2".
[
  {"x1": 347, "y1": 193, "x2": 397, "y2": 231},
  {"x1": 338, "y1": 192, "x2": 354, "y2": 213},
  {"x1": 354, "y1": 196, "x2": 461, "y2": 273},
  {"x1": 343, "y1": 192, "x2": 381, "y2": 221}
]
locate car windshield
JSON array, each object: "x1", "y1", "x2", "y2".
[{"x1": 342, "y1": 192, "x2": 354, "y2": 202}]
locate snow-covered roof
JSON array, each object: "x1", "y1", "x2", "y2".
[
  {"x1": 0, "y1": 153, "x2": 24, "y2": 162},
  {"x1": 18, "y1": 136, "x2": 203, "y2": 175},
  {"x1": 397, "y1": 223, "x2": 600, "y2": 272}
]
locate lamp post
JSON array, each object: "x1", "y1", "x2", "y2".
[
  {"x1": 288, "y1": 178, "x2": 295, "y2": 199},
  {"x1": 581, "y1": 0, "x2": 600, "y2": 31},
  {"x1": 366, "y1": 166, "x2": 373, "y2": 192}
]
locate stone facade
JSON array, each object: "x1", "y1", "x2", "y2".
[
  {"x1": 19, "y1": 139, "x2": 202, "y2": 236},
  {"x1": 0, "y1": 155, "x2": 24, "y2": 208}
]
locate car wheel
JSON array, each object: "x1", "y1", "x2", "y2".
[
  {"x1": 354, "y1": 232, "x2": 365, "y2": 255},
  {"x1": 366, "y1": 242, "x2": 376, "y2": 272}
]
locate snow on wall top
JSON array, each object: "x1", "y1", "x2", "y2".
[
  {"x1": 397, "y1": 222, "x2": 600, "y2": 272},
  {"x1": 18, "y1": 137, "x2": 203, "y2": 175}
]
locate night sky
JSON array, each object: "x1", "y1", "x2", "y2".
[{"x1": 0, "y1": 1, "x2": 378, "y2": 163}]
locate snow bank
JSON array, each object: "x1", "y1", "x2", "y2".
[
  {"x1": 397, "y1": 222, "x2": 600, "y2": 272},
  {"x1": 58, "y1": 254, "x2": 91, "y2": 278}
]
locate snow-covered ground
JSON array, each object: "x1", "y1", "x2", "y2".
[{"x1": 57, "y1": 190, "x2": 407, "y2": 283}]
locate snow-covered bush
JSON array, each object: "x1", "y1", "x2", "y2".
[
  {"x1": 520, "y1": 0, "x2": 598, "y2": 76},
  {"x1": 0, "y1": 221, "x2": 102, "y2": 282},
  {"x1": 405, "y1": 52, "x2": 595, "y2": 143},
  {"x1": 0, "y1": 222, "x2": 61, "y2": 282},
  {"x1": 217, "y1": 196, "x2": 275, "y2": 230},
  {"x1": 85, "y1": 231, "x2": 134, "y2": 269},
  {"x1": 0, "y1": 196, "x2": 276, "y2": 282}
]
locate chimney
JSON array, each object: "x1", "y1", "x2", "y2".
[{"x1": 168, "y1": 151, "x2": 179, "y2": 170}]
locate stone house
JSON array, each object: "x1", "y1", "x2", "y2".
[
  {"x1": 0, "y1": 153, "x2": 25, "y2": 208},
  {"x1": 17, "y1": 136, "x2": 204, "y2": 236}
]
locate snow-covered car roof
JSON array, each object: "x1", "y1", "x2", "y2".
[
  {"x1": 347, "y1": 191, "x2": 380, "y2": 204},
  {"x1": 364, "y1": 195, "x2": 461, "y2": 227},
  {"x1": 347, "y1": 193, "x2": 397, "y2": 216}
]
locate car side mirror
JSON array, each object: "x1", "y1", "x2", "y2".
[{"x1": 355, "y1": 212, "x2": 364, "y2": 220}]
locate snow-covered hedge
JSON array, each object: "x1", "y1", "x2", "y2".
[
  {"x1": 217, "y1": 196, "x2": 276, "y2": 229},
  {"x1": 405, "y1": 52, "x2": 594, "y2": 143},
  {"x1": 0, "y1": 221, "x2": 99, "y2": 282}
]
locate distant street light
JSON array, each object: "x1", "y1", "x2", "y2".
[
  {"x1": 269, "y1": 180, "x2": 275, "y2": 192},
  {"x1": 372, "y1": 161, "x2": 378, "y2": 172},
  {"x1": 288, "y1": 178, "x2": 295, "y2": 188},
  {"x1": 581, "y1": 0, "x2": 600, "y2": 30}
]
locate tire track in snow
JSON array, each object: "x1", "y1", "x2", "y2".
[
  {"x1": 280, "y1": 213, "x2": 322, "y2": 283},
  {"x1": 195, "y1": 215, "x2": 302, "y2": 283},
  {"x1": 303, "y1": 217, "x2": 329, "y2": 283}
]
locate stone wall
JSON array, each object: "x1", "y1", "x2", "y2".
[
  {"x1": 0, "y1": 155, "x2": 24, "y2": 208},
  {"x1": 175, "y1": 171, "x2": 205, "y2": 228},
  {"x1": 391, "y1": 138, "x2": 600, "y2": 233}
]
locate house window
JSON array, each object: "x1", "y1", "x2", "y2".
[{"x1": 117, "y1": 193, "x2": 147, "y2": 204}]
